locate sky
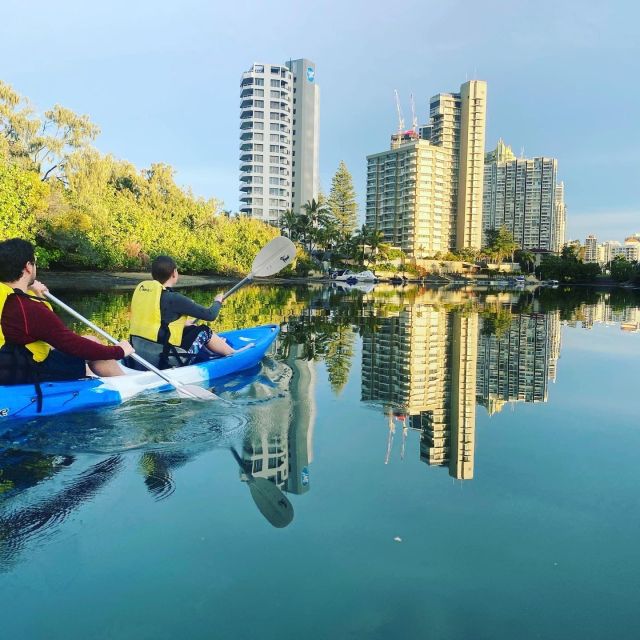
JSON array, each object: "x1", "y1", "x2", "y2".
[{"x1": 1, "y1": 0, "x2": 639, "y2": 242}]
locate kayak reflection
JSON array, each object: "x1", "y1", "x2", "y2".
[{"x1": 0, "y1": 455, "x2": 122, "y2": 570}]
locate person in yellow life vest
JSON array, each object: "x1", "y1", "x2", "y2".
[
  {"x1": 129, "y1": 255, "x2": 238, "y2": 369},
  {"x1": 0, "y1": 239, "x2": 134, "y2": 390}
]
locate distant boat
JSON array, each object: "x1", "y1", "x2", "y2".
[
  {"x1": 332, "y1": 269, "x2": 377, "y2": 283},
  {"x1": 332, "y1": 281, "x2": 376, "y2": 294}
]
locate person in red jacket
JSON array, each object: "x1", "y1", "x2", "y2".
[{"x1": 0, "y1": 238, "x2": 134, "y2": 385}]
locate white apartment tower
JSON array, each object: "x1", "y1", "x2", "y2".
[
  {"x1": 366, "y1": 80, "x2": 487, "y2": 258},
  {"x1": 482, "y1": 141, "x2": 564, "y2": 252},
  {"x1": 239, "y1": 60, "x2": 319, "y2": 225},
  {"x1": 584, "y1": 235, "x2": 598, "y2": 263}
]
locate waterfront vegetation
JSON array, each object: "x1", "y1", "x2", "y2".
[
  {"x1": 2, "y1": 80, "x2": 638, "y2": 286},
  {"x1": 0, "y1": 81, "x2": 279, "y2": 273}
]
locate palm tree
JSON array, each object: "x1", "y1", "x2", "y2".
[
  {"x1": 302, "y1": 198, "x2": 333, "y2": 254},
  {"x1": 516, "y1": 249, "x2": 535, "y2": 274},
  {"x1": 279, "y1": 209, "x2": 299, "y2": 240}
]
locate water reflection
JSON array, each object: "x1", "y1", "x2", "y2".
[
  {"x1": 240, "y1": 339, "x2": 316, "y2": 496},
  {"x1": 0, "y1": 285, "x2": 639, "y2": 568},
  {"x1": 355, "y1": 286, "x2": 639, "y2": 481},
  {"x1": 0, "y1": 455, "x2": 122, "y2": 569}
]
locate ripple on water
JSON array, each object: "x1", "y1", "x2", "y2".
[{"x1": 0, "y1": 357, "x2": 293, "y2": 456}]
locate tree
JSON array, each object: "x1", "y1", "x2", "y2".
[
  {"x1": 325, "y1": 325, "x2": 355, "y2": 395},
  {"x1": 485, "y1": 226, "x2": 519, "y2": 266},
  {"x1": 327, "y1": 161, "x2": 358, "y2": 235},
  {"x1": 516, "y1": 249, "x2": 535, "y2": 274},
  {"x1": 0, "y1": 81, "x2": 99, "y2": 181},
  {"x1": 0, "y1": 160, "x2": 50, "y2": 241},
  {"x1": 279, "y1": 209, "x2": 299, "y2": 240},
  {"x1": 609, "y1": 255, "x2": 636, "y2": 282},
  {"x1": 302, "y1": 198, "x2": 332, "y2": 253}
]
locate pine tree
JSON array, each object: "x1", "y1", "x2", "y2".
[{"x1": 328, "y1": 161, "x2": 358, "y2": 236}]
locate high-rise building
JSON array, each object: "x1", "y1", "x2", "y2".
[
  {"x1": 239, "y1": 59, "x2": 319, "y2": 225},
  {"x1": 595, "y1": 239, "x2": 640, "y2": 264},
  {"x1": 366, "y1": 80, "x2": 487, "y2": 258},
  {"x1": 553, "y1": 182, "x2": 566, "y2": 250},
  {"x1": 286, "y1": 58, "x2": 320, "y2": 217},
  {"x1": 584, "y1": 235, "x2": 598, "y2": 263},
  {"x1": 482, "y1": 141, "x2": 563, "y2": 251}
]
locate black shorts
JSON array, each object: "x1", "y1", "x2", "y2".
[
  {"x1": 180, "y1": 324, "x2": 213, "y2": 352},
  {"x1": 35, "y1": 350, "x2": 87, "y2": 382}
]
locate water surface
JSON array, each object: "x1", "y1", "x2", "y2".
[{"x1": 1, "y1": 284, "x2": 639, "y2": 639}]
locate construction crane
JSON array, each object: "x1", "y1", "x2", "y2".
[
  {"x1": 394, "y1": 89, "x2": 405, "y2": 134},
  {"x1": 410, "y1": 93, "x2": 418, "y2": 134}
]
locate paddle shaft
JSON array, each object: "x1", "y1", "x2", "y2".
[
  {"x1": 44, "y1": 292, "x2": 204, "y2": 399},
  {"x1": 221, "y1": 274, "x2": 253, "y2": 301}
]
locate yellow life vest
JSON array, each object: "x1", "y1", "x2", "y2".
[
  {"x1": 0, "y1": 282, "x2": 52, "y2": 363},
  {"x1": 129, "y1": 280, "x2": 187, "y2": 346}
]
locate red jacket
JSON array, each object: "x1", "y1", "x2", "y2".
[{"x1": 1, "y1": 293, "x2": 124, "y2": 361}]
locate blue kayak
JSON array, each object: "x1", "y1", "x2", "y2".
[{"x1": 0, "y1": 324, "x2": 279, "y2": 426}]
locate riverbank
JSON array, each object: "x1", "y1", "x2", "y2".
[
  {"x1": 41, "y1": 270, "x2": 244, "y2": 291},
  {"x1": 40, "y1": 270, "x2": 639, "y2": 292}
]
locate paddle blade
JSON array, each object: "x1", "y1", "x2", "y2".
[
  {"x1": 176, "y1": 384, "x2": 219, "y2": 402},
  {"x1": 248, "y1": 477, "x2": 294, "y2": 528},
  {"x1": 251, "y1": 236, "x2": 297, "y2": 277}
]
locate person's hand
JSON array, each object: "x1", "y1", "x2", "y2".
[
  {"x1": 118, "y1": 340, "x2": 135, "y2": 357},
  {"x1": 30, "y1": 280, "x2": 49, "y2": 297},
  {"x1": 214, "y1": 294, "x2": 224, "y2": 303}
]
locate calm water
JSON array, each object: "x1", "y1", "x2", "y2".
[{"x1": 1, "y1": 284, "x2": 640, "y2": 639}]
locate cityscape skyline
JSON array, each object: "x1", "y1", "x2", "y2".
[{"x1": 2, "y1": 1, "x2": 638, "y2": 240}]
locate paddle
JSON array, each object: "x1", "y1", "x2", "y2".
[
  {"x1": 230, "y1": 447, "x2": 294, "y2": 529},
  {"x1": 222, "y1": 236, "x2": 296, "y2": 300},
  {"x1": 44, "y1": 292, "x2": 218, "y2": 402}
]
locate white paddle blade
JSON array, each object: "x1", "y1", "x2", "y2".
[
  {"x1": 251, "y1": 237, "x2": 297, "y2": 277},
  {"x1": 176, "y1": 384, "x2": 219, "y2": 401}
]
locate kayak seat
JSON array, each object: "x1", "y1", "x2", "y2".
[{"x1": 126, "y1": 335, "x2": 197, "y2": 371}]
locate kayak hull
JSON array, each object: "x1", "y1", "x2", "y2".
[{"x1": 0, "y1": 324, "x2": 279, "y2": 425}]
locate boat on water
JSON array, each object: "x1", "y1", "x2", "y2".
[
  {"x1": 331, "y1": 269, "x2": 377, "y2": 283},
  {"x1": 0, "y1": 324, "x2": 279, "y2": 426}
]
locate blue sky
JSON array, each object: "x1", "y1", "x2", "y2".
[{"x1": 2, "y1": 0, "x2": 638, "y2": 241}]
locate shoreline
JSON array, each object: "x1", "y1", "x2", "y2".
[{"x1": 40, "y1": 270, "x2": 639, "y2": 292}]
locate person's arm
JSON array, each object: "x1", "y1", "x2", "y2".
[
  {"x1": 163, "y1": 291, "x2": 223, "y2": 322},
  {"x1": 20, "y1": 299, "x2": 126, "y2": 360}
]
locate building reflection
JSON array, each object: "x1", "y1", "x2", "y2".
[
  {"x1": 239, "y1": 339, "x2": 316, "y2": 496},
  {"x1": 361, "y1": 289, "x2": 564, "y2": 481},
  {"x1": 579, "y1": 296, "x2": 639, "y2": 332},
  {"x1": 361, "y1": 289, "x2": 478, "y2": 479},
  {"x1": 476, "y1": 311, "x2": 561, "y2": 414}
]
